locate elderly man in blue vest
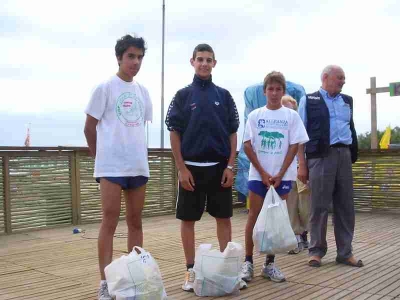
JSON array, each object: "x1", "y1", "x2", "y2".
[{"x1": 298, "y1": 65, "x2": 363, "y2": 268}]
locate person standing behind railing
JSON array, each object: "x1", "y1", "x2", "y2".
[{"x1": 84, "y1": 34, "x2": 153, "y2": 300}]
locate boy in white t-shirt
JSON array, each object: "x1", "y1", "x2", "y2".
[
  {"x1": 84, "y1": 34, "x2": 153, "y2": 300},
  {"x1": 240, "y1": 71, "x2": 309, "y2": 284}
]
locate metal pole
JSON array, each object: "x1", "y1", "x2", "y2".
[{"x1": 160, "y1": 0, "x2": 165, "y2": 148}]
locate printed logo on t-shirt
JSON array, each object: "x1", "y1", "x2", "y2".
[
  {"x1": 258, "y1": 131, "x2": 284, "y2": 150},
  {"x1": 116, "y1": 92, "x2": 144, "y2": 127},
  {"x1": 257, "y1": 119, "x2": 288, "y2": 129}
]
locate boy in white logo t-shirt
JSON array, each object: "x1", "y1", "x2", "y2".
[
  {"x1": 84, "y1": 35, "x2": 153, "y2": 300},
  {"x1": 240, "y1": 71, "x2": 308, "y2": 284}
]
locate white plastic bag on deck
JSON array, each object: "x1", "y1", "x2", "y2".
[
  {"x1": 193, "y1": 242, "x2": 243, "y2": 297},
  {"x1": 104, "y1": 246, "x2": 167, "y2": 300},
  {"x1": 253, "y1": 186, "x2": 297, "y2": 254}
]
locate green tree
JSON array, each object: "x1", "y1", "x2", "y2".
[{"x1": 357, "y1": 126, "x2": 400, "y2": 149}]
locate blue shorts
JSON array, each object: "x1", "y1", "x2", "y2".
[
  {"x1": 248, "y1": 180, "x2": 292, "y2": 198},
  {"x1": 96, "y1": 176, "x2": 148, "y2": 190}
]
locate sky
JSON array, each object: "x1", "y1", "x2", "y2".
[{"x1": 1, "y1": 0, "x2": 400, "y2": 148}]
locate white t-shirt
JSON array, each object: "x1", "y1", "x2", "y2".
[
  {"x1": 85, "y1": 75, "x2": 153, "y2": 177},
  {"x1": 243, "y1": 106, "x2": 309, "y2": 181}
]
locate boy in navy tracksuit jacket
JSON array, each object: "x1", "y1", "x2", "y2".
[{"x1": 165, "y1": 43, "x2": 240, "y2": 292}]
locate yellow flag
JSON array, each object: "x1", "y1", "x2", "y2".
[{"x1": 379, "y1": 126, "x2": 391, "y2": 149}]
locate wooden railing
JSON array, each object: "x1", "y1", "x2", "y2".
[
  {"x1": 0, "y1": 147, "x2": 179, "y2": 234},
  {"x1": 0, "y1": 147, "x2": 399, "y2": 234},
  {"x1": 353, "y1": 149, "x2": 400, "y2": 212}
]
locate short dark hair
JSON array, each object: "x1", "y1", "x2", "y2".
[
  {"x1": 263, "y1": 71, "x2": 286, "y2": 93},
  {"x1": 192, "y1": 43, "x2": 215, "y2": 60},
  {"x1": 115, "y1": 34, "x2": 147, "y2": 60}
]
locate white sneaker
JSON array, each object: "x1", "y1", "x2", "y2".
[
  {"x1": 98, "y1": 281, "x2": 112, "y2": 300},
  {"x1": 240, "y1": 261, "x2": 254, "y2": 282},
  {"x1": 182, "y1": 268, "x2": 195, "y2": 292},
  {"x1": 261, "y1": 263, "x2": 286, "y2": 283}
]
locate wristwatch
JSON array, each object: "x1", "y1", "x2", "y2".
[{"x1": 226, "y1": 165, "x2": 234, "y2": 171}]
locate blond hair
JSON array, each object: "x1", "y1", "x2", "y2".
[{"x1": 281, "y1": 95, "x2": 298, "y2": 111}]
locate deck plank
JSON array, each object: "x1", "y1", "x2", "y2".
[{"x1": 1, "y1": 211, "x2": 400, "y2": 299}]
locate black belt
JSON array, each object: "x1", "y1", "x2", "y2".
[{"x1": 330, "y1": 143, "x2": 349, "y2": 148}]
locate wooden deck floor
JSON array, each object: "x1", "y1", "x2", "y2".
[{"x1": 1, "y1": 209, "x2": 400, "y2": 300}]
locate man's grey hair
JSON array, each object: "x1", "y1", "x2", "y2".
[{"x1": 321, "y1": 65, "x2": 341, "y2": 82}]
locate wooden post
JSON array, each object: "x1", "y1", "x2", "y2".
[
  {"x1": 2, "y1": 156, "x2": 12, "y2": 234},
  {"x1": 171, "y1": 154, "x2": 178, "y2": 212},
  {"x1": 159, "y1": 152, "x2": 165, "y2": 211},
  {"x1": 70, "y1": 151, "x2": 81, "y2": 225},
  {"x1": 70, "y1": 153, "x2": 77, "y2": 225},
  {"x1": 75, "y1": 152, "x2": 81, "y2": 225},
  {"x1": 370, "y1": 77, "x2": 378, "y2": 150},
  {"x1": 366, "y1": 77, "x2": 390, "y2": 150}
]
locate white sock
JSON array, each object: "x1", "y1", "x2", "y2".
[{"x1": 100, "y1": 280, "x2": 107, "y2": 286}]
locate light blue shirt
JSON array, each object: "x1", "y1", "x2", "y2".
[{"x1": 298, "y1": 88, "x2": 352, "y2": 145}]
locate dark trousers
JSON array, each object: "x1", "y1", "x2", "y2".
[{"x1": 308, "y1": 147, "x2": 355, "y2": 259}]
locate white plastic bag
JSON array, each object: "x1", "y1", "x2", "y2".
[
  {"x1": 253, "y1": 186, "x2": 297, "y2": 254},
  {"x1": 193, "y1": 242, "x2": 243, "y2": 297},
  {"x1": 104, "y1": 246, "x2": 167, "y2": 300}
]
